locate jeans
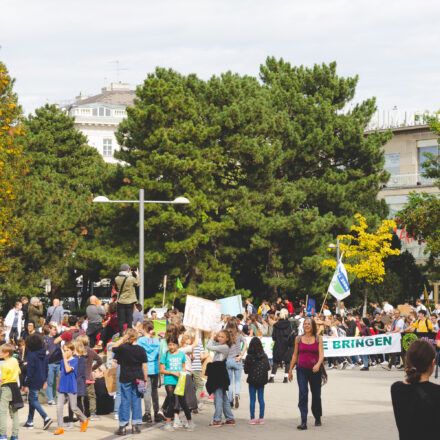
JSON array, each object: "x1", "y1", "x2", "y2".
[
  {"x1": 119, "y1": 382, "x2": 142, "y2": 427},
  {"x1": 361, "y1": 355, "x2": 369, "y2": 368},
  {"x1": 143, "y1": 374, "x2": 159, "y2": 415},
  {"x1": 114, "y1": 366, "x2": 121, "y2": 414},
  {"x1": 0, "y1": 386, "x2": 19, "y2": 437},
  {"x1": 46, "y1": 363, "x2": 60, "y2": 402},
  {"x1": 296, "y1": 365, "x2": 322, "y2": 423},
  {"x1": 249, "y1": 385, "x2": 265, "y2": 420},
  {"x1": 226, "y1": 358, "x2": 242, "y2": 403},
  {"x1": 213, "y1": 388, "x2": 234, "y2": 422},
  {"x1": 117, "y1": 302, "x2": 135, "y2": 334},
  {"x1": 27, "y1": 388, "x2": 48, "y2": 423}
]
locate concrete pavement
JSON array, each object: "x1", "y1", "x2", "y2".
[{"x1": 8, "y1": 367, "x2": 436, "y2": 440}]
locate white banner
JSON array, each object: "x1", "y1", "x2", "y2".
[
  {"x1": 183, "y1": 295, "x2": 222, "y2": 331},
  {"x1": 240, "y1": 334, "x2": 401, "y2": 359},
  {"x1": 323, "y1": 333, "x2": 402, "y2": 357}
]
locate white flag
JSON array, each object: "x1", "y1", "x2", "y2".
[{"x1": 328, "y1": 261, "x2": 350, "y2": 301}]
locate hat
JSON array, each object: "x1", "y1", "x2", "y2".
[{"x1": 120, "y1": 263, "x2": 130, "y2": 271}]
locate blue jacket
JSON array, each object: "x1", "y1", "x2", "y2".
[
  {"x1": 137, "y1": 336, "x2": 160, "y2": 375},
  {"x1": 25, "y1": 348, "x2": 48, "y2": 390}
]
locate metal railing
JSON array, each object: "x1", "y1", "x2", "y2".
[{"x1": 384, "y1": 173, "x2": 436, "y2": 188}]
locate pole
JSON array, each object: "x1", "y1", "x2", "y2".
[
  {"x1": 139, "y1": 189, "x2": 145, "y2": 310},
  {"x1": 320, "y1": 291, "x2": 329, "y2": 315},
  {"x1": 162, "y1": 275, "x2": 167, "y2": 308},
  {"x1": 336, "y1": 238, "x2": 341, "y2": 315}
]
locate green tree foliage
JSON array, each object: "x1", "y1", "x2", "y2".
[
  {"x1": 114, "y1": 59, "x2": 391, "y2": 303},
  {"x1": 0, "y1": 105, "x2": 111, "y2": 298},
  {"x1": 0, "y1": 62, "x2": 24, "y2": 269},
  {"x1": 399, "y1": 112, "x2": 440, "y2": 257}
]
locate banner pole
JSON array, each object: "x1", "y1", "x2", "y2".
[
  {"x1": 320, "y1": 291, "x2": 329, "y2": 315},
  {"x1": 162, "y1": 275, "x2": 167, "y2": 308}
]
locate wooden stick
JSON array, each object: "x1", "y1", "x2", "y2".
[{"x1": 319, "y1": 291, "x2": 329, "y2": 315}]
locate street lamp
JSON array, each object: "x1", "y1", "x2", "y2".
[{"x1": 93, "y1": 189, "x2": 190, "y2": 309}]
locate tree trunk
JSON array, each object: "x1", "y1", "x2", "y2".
[{"x1": 362, "y1": 288, "x2": 368, "y2": 317}]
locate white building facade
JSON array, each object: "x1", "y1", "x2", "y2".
[{"x1": 62, "y1": 82, "x2": 135, "y2": 163}]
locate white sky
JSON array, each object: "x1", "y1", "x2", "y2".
[{"x1": 1, "y1": 0, "x2": 440, "y2": 116}]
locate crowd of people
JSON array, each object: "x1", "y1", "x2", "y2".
[{"x1": 1, "y1": 264, "x2": 440, "y2": 438}]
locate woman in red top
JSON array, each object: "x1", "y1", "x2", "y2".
[{"x1": 288, "y1": 317, "x2": 326, "y2": 430}]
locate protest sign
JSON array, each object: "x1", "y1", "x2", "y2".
[
  {"x1": 218, "y1": 294, "x2": 243, "y2": 316},
  {"x1": 323, "y1": 333, "x2": 401, "y2": 357},
  {"x1": 183, "y1": 295, "x2": 222, "y2": 331},
  {"x1": 306, "y1": 299, "x2": 316, "y2": 316},
  {"x1": 153, "y1": 320, "x2": 167, "y2": 337},
  {"x1": 401, "y1": 331, "x2": 437, "y2": 352},
  {"x1": 244, "y1": 337, "x2": 274, "y2": 359}
]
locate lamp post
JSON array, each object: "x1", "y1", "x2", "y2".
[
  {"x1": 93, "y1": 189, "x2": 190, "y2": 309},
  {"x1": 328, "y1": 238, "x2": 340, "y2": 313}
]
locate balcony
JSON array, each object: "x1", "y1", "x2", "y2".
[{"x1": 384, "y1": 173, "x2": 437, "y2": 188}]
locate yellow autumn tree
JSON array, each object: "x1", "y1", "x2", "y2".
[
  {"x1": 322, "y1": 213, "x2": 400, "y2": 316},
  {"x1": 0, "y1": 62, "x2": 24, "y2": 268}
]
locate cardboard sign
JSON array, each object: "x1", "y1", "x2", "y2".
[
  {"x1": 397, "y1": 304, "x2": 412, "y2": 316},
  {"x1": 183, "y1": 295, "x2": 222, "y2": 331},
  {"x1": 218, "y1": 294, "x2": 244, "y2": 316},
  {"x1": 104, "y1": 366, "x2": 118, "y2": 394}
]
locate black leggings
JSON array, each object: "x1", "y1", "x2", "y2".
[
  {"x1": 165, "y1": 385, "x2": 191, "y2": 421},
  {"x1": 272, "y1": 362, "x2": 289, "y2": 375},
  {"x1": 117, "y1": 302, "x2": 134, "y2": 333}
]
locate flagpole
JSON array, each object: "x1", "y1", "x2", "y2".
[
  {"x1": 162, "y1": 275, "x2": 167, "y2": 308},
  {"x1": 336, "y1": 238, "x2": 341, "y2": 315},
  {"x1": 320, "y1": 291, "x2": 329, "y2": 315}
]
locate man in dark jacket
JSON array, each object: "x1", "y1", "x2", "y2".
[
  {"x1": 269, "y1": 310, "x2": 295, "y2": 383},
  {"x1": 23, "y1": 333, "x2": 52, "y2": 430}
]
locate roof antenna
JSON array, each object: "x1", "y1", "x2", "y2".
[{"x1": 111, "y1": 60, "x2": 129, "y2": 83}]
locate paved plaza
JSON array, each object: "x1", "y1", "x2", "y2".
[{"x1": 10, "y1": 367, "x2": 435, "y2": 440}]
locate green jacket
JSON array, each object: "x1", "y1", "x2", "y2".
[
  {"x1": 28, "y1": 304, "x2": 43, "y2": 326},
  {"x1": 115, "y1": 272, "x2": 140, "y2": 304}
]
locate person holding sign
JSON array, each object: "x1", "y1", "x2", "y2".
[
  {"x1": 288, "y1": 317, "x2": 326, "y2": 431},
  {"x1": 159, "y1": 336, "x2": 194, "y2": 432}
]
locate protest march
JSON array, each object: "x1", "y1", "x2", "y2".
[{"x1": 1, "y1": 267, "x2": 440, "y2": 439}]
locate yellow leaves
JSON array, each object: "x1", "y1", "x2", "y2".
[{"x1": 323, "y1": 213, "x2": 400, "y2": 285}]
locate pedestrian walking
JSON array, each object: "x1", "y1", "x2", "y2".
[
  {"x1": 243, "y1": 337, "x2": 270, "y2": 425},
  {"x1": 288, "y1": 317, "x2": 326, "y2": 430}
]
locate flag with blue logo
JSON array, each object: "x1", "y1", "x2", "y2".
[{"x1": 328, "y1": 261, "x2": 350, "y2": 301}]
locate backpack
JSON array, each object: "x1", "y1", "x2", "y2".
[{"x1": 287, "y1": 320, "x2": 299, "y2": 346}]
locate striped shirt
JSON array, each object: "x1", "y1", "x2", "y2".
[{"x1": 191, "y1": 343, "x2": 205, "y2": 371}]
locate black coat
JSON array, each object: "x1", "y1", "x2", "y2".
[
  {"x1": 272, "y1": 319, "x2": 295, "y2": 363},
  {"x1": 206, "y1": 361, "x2": 230, "y2": 395},
  {"x1": 244, "y1": 352, "x2": 270, "y2": 388}
]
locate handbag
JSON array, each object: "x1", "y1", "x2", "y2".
[
  {"x1": 136, "y1": 380, "x2": 147, "y2": 394},
  {"x1": 174, "y1": 373, "x2": 187, "y2": 396}
]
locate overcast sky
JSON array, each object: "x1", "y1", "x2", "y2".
[{"x1": 1, "y1": 0, "x2": 439, "y2": 120}]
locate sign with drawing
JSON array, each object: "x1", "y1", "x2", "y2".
[{"x1": 183, "y1": 295, "x2": 222, "y2": 331}]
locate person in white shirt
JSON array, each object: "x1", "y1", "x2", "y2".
[
  {"x1": 294, "y1": 309, "x2": 305, "y2": 336},
  {"x1": 4, "y1": 302, "x2": 23, "y2": 344},
  {"x1": 433, "y1": 303, "x2": 440, "y2": 316},
  {"x1": 415, "y1": 299, "x2": 427, "y2": 313},
  {"x1": 382, "y1": 301, "x2": 394, "y2": 314}
]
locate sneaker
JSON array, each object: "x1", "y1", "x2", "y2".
[
  {"x1": 66, "y1": 422, "x2": 74, "y2": 429},
  {"x1": 234, "y1": 395, "x2": 240, "y2": 409},
  {"x1": 224, "y1": 419, "x2": 236, "y2": 426},
  {"x1": 360, "y1": 367, "x2": 369, "y2": 371},
  {"x1": 381, "y1": 365, "x2": 391, "y2": 371},
  {"x1": 163, "y1": 423, "x2": 175, "y2": 432},
  {"x1": 326, "y1": 365, "x2": 334, "y2": 370},
  {"x1": 89, "y1": 414, "x2": 100, "y2": 421},
  {"x1": 23, "y1": 422, "x2": 34, "y2": 429},
  {"x1": 47, "y1": 401, "x2": 57, "y2": 406},
  {"x1": 80, "y1": 419, "x2": 89, "y2": 432},
  {"x1": 346, "y1": 363, "x2": 355, "y2": 370},
  {"x1": 380, "y1": 360, "x2": 388, "y2": 365},
  {"x1": 186, "y1": 421, "x2": 195, "y2": 431},
  {"x1": 209, "y1": 421, "x2": 223, "y2": 427},
  {"x1": 249, "y1": 419, "x2": 257, "y2": 425},
  {"x1": 397, "y1": 365, "x2": 404, "y2": 370},
  {"x1": 154, "y1": 413, "x2": 165, "y2": 423},
  {"x1": 258, "y1": 418, "x2": 265, "y2": 425},
  {"x1": 283, "y1": 377, "x2": 288, "y2": 383},
  {"x1": 43, "y1": 418, "x2": 53, "y2": 430},
  {"x1": 341, "y1": 360, "x2": 348, "y2": 370},
  {"x1": 173, "y1": 418, "x2": 183, "y2": 429},
  {"x1": 54, "y1": 428, "x2": 64, "y2": 435},
  {"x1": 142, "y1": 413, "x2": 152, "y2": 423},
  {"x1": 113, "y1": 413, "x2": 119, "y2": 420},
  {"x1": 268, "y1": 377, "x2": 274, "y2": 383}
]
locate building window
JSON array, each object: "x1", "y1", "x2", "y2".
[
  {"x1": 384, "y1": 153, "x2": 400, "y2": 175},
  {"x1": 103, "y1": 139, "x2": 113, "y2": 157},
  {"x1": 418, "y1": 145, "x2": 438, "y2": 174},
  {"x1": 92, "y1": 108, "x2": 97, "y2": 116},
  {"x1": 95, "y1": 107, "x2": 111, "y2": 117}
]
